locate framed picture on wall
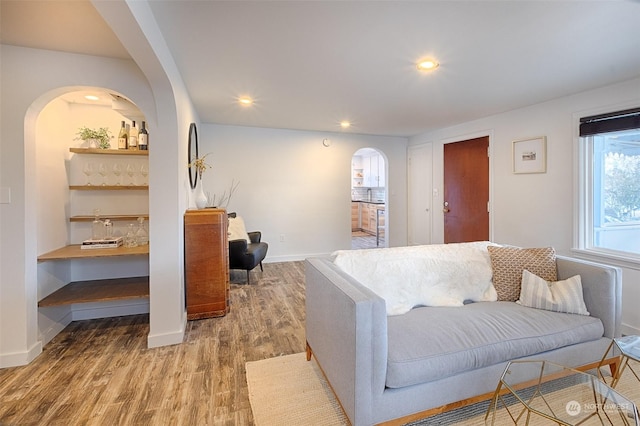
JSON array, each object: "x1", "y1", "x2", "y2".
[{"x1": 512, "y1": 136, "x2": 547, "y2": 174}]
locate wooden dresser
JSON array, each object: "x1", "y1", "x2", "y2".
[{"x1": 184, "y1": 208, "x2": 229, "y2": 320}]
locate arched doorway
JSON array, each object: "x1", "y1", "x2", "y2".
[
  {"x1": 34, "y1": 88, "x2": 149, "y2": 347},
  {"x1": 351, "y1": 148, "x2": 387, "y2": 249}
]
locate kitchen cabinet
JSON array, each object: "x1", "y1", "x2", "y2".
[
  {"x1": 360, "y1": 202, "x2": 370, "y2": 233},
  {"x1": 357, "y1": 202, "x2": 385, "y2": 237},
  {"x1": 351, "y1": 202, "x2": 360, "y2": 231},
  {"x1": 184, "y1": 209, "x2": 230, "y2": 320},
  {"x1": 363, "y1": 153, "x2": 385, "y2": 187}
]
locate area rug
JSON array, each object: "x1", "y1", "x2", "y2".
[{"x1": 247, "y1": 353, "x2": 640, "y2": 425}]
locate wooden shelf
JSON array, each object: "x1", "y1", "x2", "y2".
[
  {"x1": 38, "y1": 244, "x2": 149, "y2": 262},
  {"x1": 38, "y1": 276, "x2": 149, "y2": 307},
  {"x1": 70, "y1": 214, "x2": 149, "y2": 222},
  {"x1": 69, "y1": 185, "x2": 148, "y2": 190},
  {"x1": 70, "y1": 148, "x2": 148, "y2": 156}
]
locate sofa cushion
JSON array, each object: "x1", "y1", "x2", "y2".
[
  {"x1": 488, "y1": 246, "x2": 557, "y2": 301},
  {"x1": 519, "y1": 270, "x2": 589, "y2": 315},
  {"x1": 385, "y1": 301, "x2": 603, "y2": 388}
]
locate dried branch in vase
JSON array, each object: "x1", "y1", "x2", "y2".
[{"x1": 206, "y1": 179, "x2": 240, "y2": 209}]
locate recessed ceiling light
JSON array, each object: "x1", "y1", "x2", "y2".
[
  {"x1": 84, "y1": 95, "x2": 100, "y2": 101},
  {"x1": 239, "y1": 96, "x2": 254, "y2": 106},
  {"x1": 416, "y1": 59, "x2": 439, "y2": 71},
  {"x1": 340, "y1": 121, "x2": 351, "y2": 129}
]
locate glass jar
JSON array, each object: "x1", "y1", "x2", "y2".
[
  {"x1": 124, "y1": 223, "x2": 138, "y2": 248},
  {"x1": 135, "y1": 217, "x2": 148, "y2": 245},
  {"x1": 103, "y1": 219, "x2": 113, "y2": 239}
]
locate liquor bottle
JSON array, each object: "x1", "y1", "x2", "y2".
[
  {"x1": 117, "y1": 121, "x2": 128, "y2": 150},
  {"x1": 138, "y1": 121, "x2": 148, "y2": 151},
  {"x1": 129, "y1": 120, "x2": 138, "y2": 150}
]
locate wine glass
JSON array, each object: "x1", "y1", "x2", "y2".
[
  {"x1": 113, "y1": 163, "x2": 122, "y2": 186},
  {"x1": 82, "y1": 162, "x2": 95, "y2": 186},
  {"x1": 140, "y1": 164, "x2": 148, "y2": 186},
  {"x1": 126, "y1": 163, "x2": 136, "y2": 185},
  {"x1": 98, "y1": 163, "x2": 108, "y2": 186}
]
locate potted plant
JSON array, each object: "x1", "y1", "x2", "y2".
[{"x1": 75, "y1": 126, "x2": 113, "y2": 149}]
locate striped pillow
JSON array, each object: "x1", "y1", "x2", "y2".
[{"x1": 519, "y1": 270, "x2": 589, "y2": 315}]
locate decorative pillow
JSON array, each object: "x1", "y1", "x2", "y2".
[
  {"x1": 487, "y1": 246, "x2": 557, "y2": 301},
  {"x1": 519, "y1": 270, "x2": 589, "y2": 315},
  {"x1": 228, "y1": 216, "x2": 250, "y2": 243}
]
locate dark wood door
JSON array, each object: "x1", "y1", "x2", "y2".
[{"x1": 443, "y1": 136, "x2": 489, "y2": 243}]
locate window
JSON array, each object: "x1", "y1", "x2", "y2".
[{"x1": 579, "y1": 108, "x2": 640, "y2": 258}]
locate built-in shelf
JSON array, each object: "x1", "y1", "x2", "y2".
[
  {"x1": 38, "y1": 244, "x2": 149, "y2": 262},
  {"x1": 38, "y1": 276, "x2": 149, "y2": 307},
  {"x1": 69, "y1": 185, "x2": 148, "y2": 190},
  {"x1": 70, "y1": 214, "x2": 149, "y2": 222},
  {"x1": 70, "y1": 148, "x2": 148, "y2": 156}
]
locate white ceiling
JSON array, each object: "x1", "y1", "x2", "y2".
[{"x1": 2, "y1": 0, "x2": 640, "y2": 137}]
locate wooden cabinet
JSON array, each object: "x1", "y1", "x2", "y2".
[
  {"x1": 184, "y1": 209, "x2": 229, "y2": 320},
  {"x1": 356, "y1": 202, "x2": 385, "y2": 236},
  {"x1": 360, "y1": 202, "x2": 370, "y2": 233},
  {"x1": 351, "y1": 202, "x2": 360, "y2": 231}
]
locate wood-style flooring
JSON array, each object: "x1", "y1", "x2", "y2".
[{"x1": 0, "y1": 262, "x2": 306, "y2": 426}]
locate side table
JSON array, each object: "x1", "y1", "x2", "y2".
[
  {"x1": 599, "y1": 335, "x2": 640, "y2": 389},
  {"x1": 485, "y1": 360, "x2": 638, "y2": 425}
]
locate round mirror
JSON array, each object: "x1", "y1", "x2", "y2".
[{"x1": 188, "y1": 122, "x2": 198, "y2": 189}]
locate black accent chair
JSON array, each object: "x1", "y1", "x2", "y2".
[{"x1": 229, "y1": 231, "x2": 268, "y2": 284}]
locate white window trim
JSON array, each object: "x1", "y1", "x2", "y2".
[{"x1": 573, "y1": 107, "x2": 640, "y2": 271}]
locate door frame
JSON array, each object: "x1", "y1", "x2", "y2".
[{"x1": 431, "y1": 131, "x2": 494, "y2": 244}]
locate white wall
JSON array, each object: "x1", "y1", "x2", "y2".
[
  {"x1": 409, "y1": 76, "x2": 640, "y2": 334},
  {"x1": 0, "y1": 44, "x2": 162, "y2": 367},
  {"x1": 200, "y1": 124, "x2": 408, "y2": 260}
]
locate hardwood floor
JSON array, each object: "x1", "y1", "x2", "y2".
[{"x1": 0, "y1": 262, "x2": 306, "y2": 426}]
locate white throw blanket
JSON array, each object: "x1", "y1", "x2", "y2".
[{"x1": 333, "y1": 242, "x2": 498, "y2": 315}]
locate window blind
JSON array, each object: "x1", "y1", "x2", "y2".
[{"x1": 579, "y1": 107, "x2": 640, "y2": 137}]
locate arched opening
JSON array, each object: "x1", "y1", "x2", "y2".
[
  {"x1": 32, "y1": 87, "x2": 149, "y2": 347},
  {"x1": 350, "y1": 148, "x2": 388, "y2": 249}
]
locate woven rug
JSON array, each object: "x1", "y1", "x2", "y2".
[{"x1": 246, "y1": 353, "x2": 640, "y2": 425}]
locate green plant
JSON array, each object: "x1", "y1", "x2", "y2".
[{"x1": 75, "y1": 127, "x2": 113, "y2": 149}]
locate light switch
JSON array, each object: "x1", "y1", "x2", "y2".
[{"x1": 1, "y1": 187, "x2": 11, "y2": 204}]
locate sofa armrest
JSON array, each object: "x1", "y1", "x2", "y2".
[
  {"x1": 305, "y1": 257, "x2": 387, "y2": 426},
  {"x1": 556, "y1": 255, "x2": 622, "y2": 339}
]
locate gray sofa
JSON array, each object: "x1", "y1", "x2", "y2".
[{"x1": 305, "y1": 254, "x2": 622, "y2": 426}]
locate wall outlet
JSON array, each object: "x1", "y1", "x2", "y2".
[{"x1": 280, "y1": 234, "x2": 286, "y2": 242}]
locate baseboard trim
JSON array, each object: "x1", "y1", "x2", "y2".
[
  {"x1": 0, "y1": 340, "x2": 43, "y2": 368},
  {"x1": 621, "y1": 323, "x2": 640, "y2": 336},
  {"x1": 39, "y1": 310, "x2": 73, "y2": 346},
  {"x1": 147, "y1": 314, "x2": 186, "y2": 348},
  {"x1": 70, "y1": 301, "x2": 150, "y2": 321}
]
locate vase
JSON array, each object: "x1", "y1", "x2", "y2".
[{"x1": 194, "y1": 178, "x2": 208, "y2": 209}]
